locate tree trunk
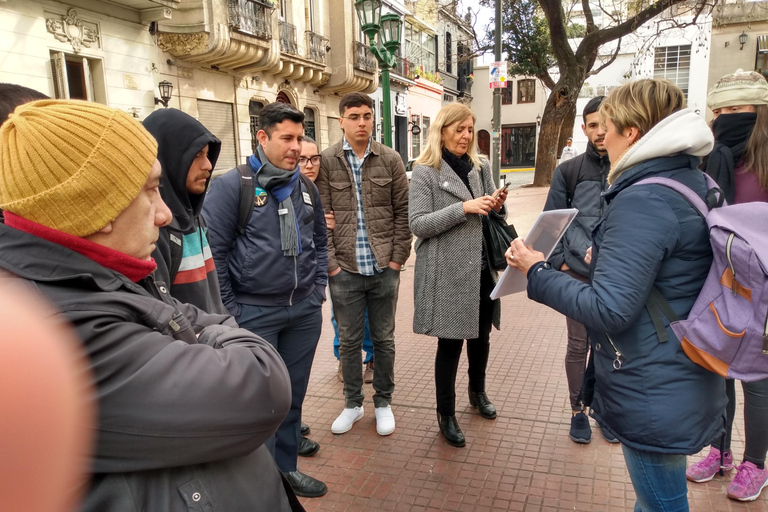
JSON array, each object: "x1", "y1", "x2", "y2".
[{"x1": 533, "y1": 73, "x2": 584, "y2": 187}]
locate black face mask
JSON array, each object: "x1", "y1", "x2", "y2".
[{"x1": 711, "y1": 112, "x2": 757, "y2": 149}]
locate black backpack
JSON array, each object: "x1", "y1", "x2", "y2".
[{"x1": 232, "y1": 161, "x2": 315, "y2": 247}]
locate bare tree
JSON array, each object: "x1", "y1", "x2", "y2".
[{"x1": 484, "y1": 0, "x2": 717, "y2": 185}]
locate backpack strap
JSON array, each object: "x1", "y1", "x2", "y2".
[
  {"x1": 564, "y1": 159, "x2": 583, "y2": 208},
  {"x1": 633, "y1": 176, "x2": 709, "y2": 219},
  {"x1": 298, "y1": 172, "x2": 315, "y2": 208},
  {"x1": 167, "y1": 217, "x2": 184, "y2": 284},
  {"x1": 233, "y1": 163, "x2": 256, "y2": 248},
  {"x1": 645, "y1": 286, "x2": 679, "y2": 343}
]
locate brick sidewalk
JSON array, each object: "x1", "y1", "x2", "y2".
[{"x1": 297, "y1": 186, "x2": 766, "y2": 512}]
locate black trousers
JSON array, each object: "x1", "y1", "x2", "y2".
[{"x1": 435, "y1": 268, "x2": 495, "y2": 416}]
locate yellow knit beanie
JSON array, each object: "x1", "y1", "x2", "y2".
[{"x1": 0, "y1": 99, "x2": 158, "y2": 236}]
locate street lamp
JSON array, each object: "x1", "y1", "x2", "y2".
[
  {"x1": 355, "y1": 0, "x2": 402, "y2": 148},
  {"x1": 739, "y1": 31, "x2": 748, "y2": 50},
  {"x1": 154, "y1": 80, "x2": 173, "y2": 108}
]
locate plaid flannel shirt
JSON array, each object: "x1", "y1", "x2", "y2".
[{"x1": 342, "y1": 136, "x2": 380, "y2": 276}]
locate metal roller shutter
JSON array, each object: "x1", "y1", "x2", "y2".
[{"x1": 197, "y1": 100, "x2": 238, "y2": 175}]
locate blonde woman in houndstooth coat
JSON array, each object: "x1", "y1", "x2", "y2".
[{"x1": 409, "y1": 102, "x2": 508, "y2": 448}]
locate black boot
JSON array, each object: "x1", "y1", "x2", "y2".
[
  {"x1": 298, "y1": 437, "x2": 320, "y2": 457},
  {"x1": 284, "y1": 470, "x2": 328, "y2": 498},
  {"x1": 437, "y1": 411, "x2": 466, "y2": 447},
  {"x1": 300, "y1": 422, "x2": 310, "y2": 436},
  {"x1": 468, "y1": 389, "x2": 497, "y2": 419}
]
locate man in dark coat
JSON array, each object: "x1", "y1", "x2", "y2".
[
  {"x1": 144, "y1": 108, "x2": 226, "y2": 314},
  {"x1": 204, "y1": 102, "x2": 328, "y2": 498},
  {"x1": 0, "y1": 99, "x2": 304, "y2": 512},
  {"x1": 543, "y1": 96, "x2": 614, "y2": 444}
]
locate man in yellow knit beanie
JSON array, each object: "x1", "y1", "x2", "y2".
[{"x1": 0, "y1": 99, "x2": 302, "y2": 511}]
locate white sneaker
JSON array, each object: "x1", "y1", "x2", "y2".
[
  {"x1": 331, "y1": 406, "x2": 364, "y2": 434},
  {"x1": 375, "y1": 405, "x2": 395, "y2": 436}
]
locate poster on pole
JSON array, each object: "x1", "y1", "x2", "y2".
[{"x1": 489, "y1": 61, "x2": 508, "y2": 89}]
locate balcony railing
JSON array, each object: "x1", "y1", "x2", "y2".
[
  {"x1": 394, "y1": 56, "x2": 411, "y2": 76},
  {"x1": 354, "y1": 41, "x2": 377, "y2": 73},
  {"x1": 457, "y1": 74, "x2": 473, "y2": 95},
  {"x1": 279, "y1": 21, "x2": 298, "y2": 55},
  {"x1": 228, "y1": 0, "x2": 274, "y2": 41},
  {"x1": 305, "y1": 31, "x2": 329, "y2": 65}
]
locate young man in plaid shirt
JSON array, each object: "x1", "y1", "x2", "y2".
[{"x1": 316, "y1": 92, "x2": 411, "y2": 437}]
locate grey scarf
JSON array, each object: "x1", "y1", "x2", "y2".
[{"x1": 256, "y1": 145, "x2": 300, "y2": 257}]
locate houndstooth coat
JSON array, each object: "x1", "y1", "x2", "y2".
[{"x1": 409, "y1": 159, "x2": 505, "y2": 339}]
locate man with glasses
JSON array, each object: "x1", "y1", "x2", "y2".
[{"x1": 316, "y1": 92, "x2": 411, "y2": 437}]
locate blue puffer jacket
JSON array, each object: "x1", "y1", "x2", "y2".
[
  {"x1": 203, "y1": 159, "x2": 328, "y2": 317},
  {"x1": 527, "y1": 110, "x2": 726, "y2": 454}
]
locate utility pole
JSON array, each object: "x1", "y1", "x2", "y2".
[{"x1": 492, "y1": 0, "x2": 502, "y2": 186}]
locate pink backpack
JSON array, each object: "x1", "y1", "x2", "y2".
[{"x1": 636, "y1": 174, "x2": 768, "y2": 382}]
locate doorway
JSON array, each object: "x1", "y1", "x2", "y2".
[
  {"x1": 477, "y1": 129, "x2": 490, "y2": 158},
  {"x1": 394, "y1": 115, "x2": 408, "y2": 163}
]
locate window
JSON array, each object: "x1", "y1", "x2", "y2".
[
  {"x1": 518, "y1": 79, "x2": 535, "y2": 103},
  {"x1": 422, "y1": 116, "x2": 430, "y2": 142},
  {"x1": 502, "y1": 84, "x2": 514, "y2": 104},
  {"x1": 654, "y1": 45, "x2": 691, "y2": 98},
  {"x1": 445, "y1": 31, "x2": 452, "y2": 74},
  {"x1": 410, "y1": 114, "x2": 421, "y2": 158},
  {"x1": 249, "y1": 100, "x2": 264, "y2": 153},
  {"x1": 405, "y1": 22, "x2": 437, "y2": 75},
  {"x1": 303, "y1": 107, "x2": 316, "y2": 141},
  {"x1": 50, "y1": 51, "x2": 105, "y2": 102}
]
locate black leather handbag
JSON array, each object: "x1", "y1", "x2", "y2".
[{"x1": 480, "y1": 168, "x2": 517, "y2": 271}]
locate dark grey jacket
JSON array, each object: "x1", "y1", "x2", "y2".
[
  {"x1": 0, "y1": 223, "x2": 303, "y2": 512},
  {"x1": 544, "y1": 143, "x2": 610, "y2": 277}
]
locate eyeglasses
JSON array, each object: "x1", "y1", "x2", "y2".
[
  {"x1": 341, "y1": 114, "x2": 374, "y2": 123},
  {"x1": 299, "y1": 155, "x2": 321, "y2": 166}
]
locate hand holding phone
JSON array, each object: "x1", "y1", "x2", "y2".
[{"x1": 492, "y1": 182, "x2": 511, "y2": 199}]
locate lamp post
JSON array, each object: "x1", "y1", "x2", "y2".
[{"x1": 355, "y1": 0, "x2": 402, "y2": 148}]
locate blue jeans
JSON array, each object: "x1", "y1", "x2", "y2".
[
  {"x1": 332, "y1": 309, "x2": 373, "y2": 363},
  {"x1": 622, "y1": 445, "x2": 689, "y2": 512}
]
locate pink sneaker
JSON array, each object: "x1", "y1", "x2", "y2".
[
  {"x1": 727, "y1": 461, "x2": 768, "y2": 502},
  {"x1": 686, "y1": 447, "x2": 734, "y2": 483}
]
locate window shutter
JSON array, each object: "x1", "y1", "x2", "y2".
[
  {"x1": 51, "y1": 51, "x2": 69, "y2": 99},
  {"x1": 82, "y1": 57, "x2": 94, "y2": 101},
  {"x1": 197, "y1": 100, "x2": 238, "y2": 172}
]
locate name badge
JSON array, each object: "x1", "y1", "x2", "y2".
[
  {"x1": 278, "y1": 208, "x2": 289, "y2": 215},
  {"x1": 303, "y1": 191, "x2": 312, "y2": 205}
]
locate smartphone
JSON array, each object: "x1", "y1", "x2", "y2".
[{"x1": 493, "y1": 181, "x2": 511, "y2": 198}]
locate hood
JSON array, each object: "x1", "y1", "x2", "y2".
[
  {"x1": 143, "y1": 109, "x2": 221, "y2": 231},
  {"x1": 608, "y1": 109, "x2": 714, "y2": 184}
]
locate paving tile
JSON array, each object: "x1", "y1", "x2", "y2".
[{"x1": 296, "y1": 185, "x2": 767, "y2": 511}]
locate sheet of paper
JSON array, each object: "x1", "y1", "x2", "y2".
[{"x1": 490, "y1": 208, "x2": 579, "y2": 299}]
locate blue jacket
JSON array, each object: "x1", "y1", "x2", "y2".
[
  {"x1": 527, "y1": 155, "x2": 726, "y2": 454},
  {"x1": 203, "y1": 160, "x2": 328, "y2": 317}
]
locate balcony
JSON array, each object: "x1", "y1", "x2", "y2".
[
  {"x1": 354, "y1": 41, "x2": 377, "y2": 73},
  {"x1": 457, "y1": 74, "x2": 473, "y2": 96},
  {"x1": 395, "y1": 56, "x2": 411, "y2": 77},
  {"x1": 306, "y1": 31, "x2": 330, "y2": 65},
  {"x1": 229, "y1": 0, "x2": 273, "y2": 41},
  {"x1": 279, "y1": 21, "x2": 299, "y2": 55}
]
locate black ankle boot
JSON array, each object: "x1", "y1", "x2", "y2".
[
  {"x1": 437, "y1": 411, "x2": 466, "y2": 447},
  {"x1": 468, "y1": 389, "x2": 497, "y2": 419}
]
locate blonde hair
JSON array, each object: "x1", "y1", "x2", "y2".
[
  {"x1": 599, "y1": 79, "x2": 686, "y2": 139},
  {"x1": 416, "y1": 103, "x2": 484, "y2": 170}
]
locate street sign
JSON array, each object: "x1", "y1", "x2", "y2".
[{"x1": 489, "y1": 61, "x2": 507, "y2": 89}]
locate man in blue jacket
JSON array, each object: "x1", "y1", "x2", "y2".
[
  {"x1": 544, "y1": 96, "x2": 615, "y2": 445},
  {"x1": 203, "y1": 102, "x2": 328, "y2": 498}
]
